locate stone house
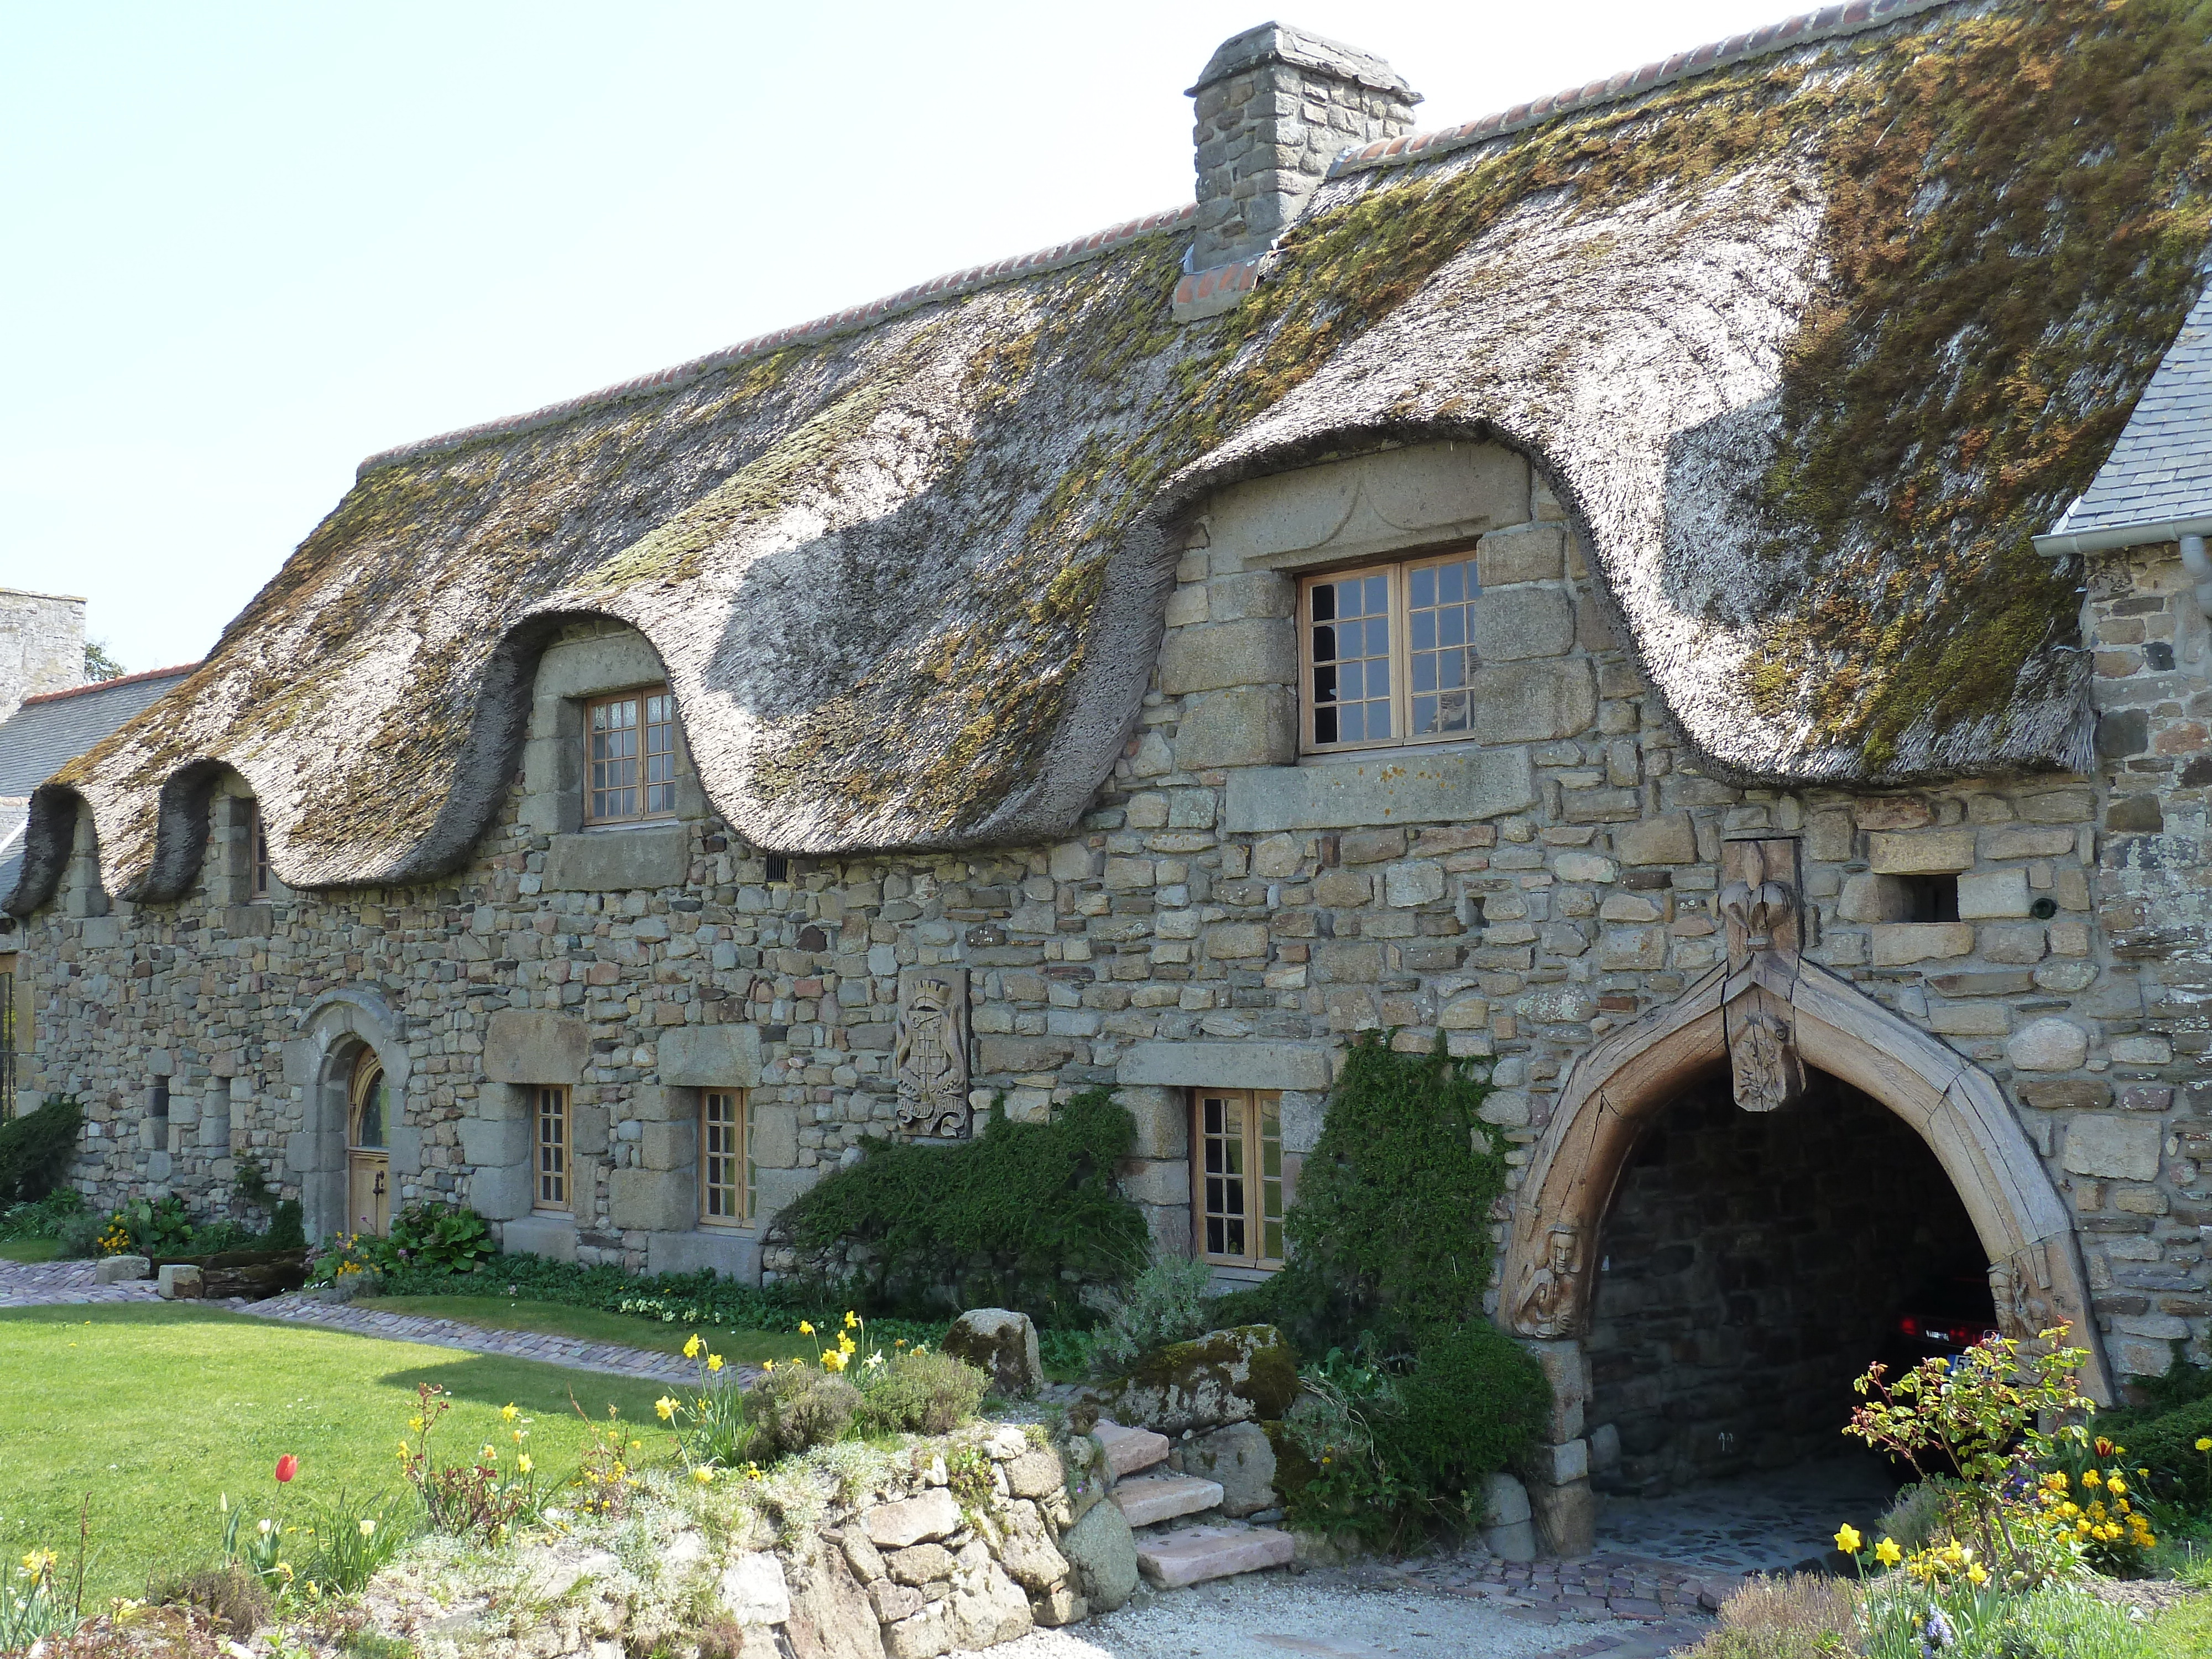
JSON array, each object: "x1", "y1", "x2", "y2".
[{"x1": 6, "y1": 0, "x2": 2211, "y2": 1542}]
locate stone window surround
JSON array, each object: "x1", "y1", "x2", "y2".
[
  {"x1": 520, "y1": 624, "x2": 706, "y2": 841},
  {"x1": 205, "y1": 780, "x2": 290, "y2": 909}
]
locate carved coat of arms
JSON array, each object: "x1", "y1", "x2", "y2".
[{"x1": 895, "y1": 969, "x2": 971, "y2": 1138}]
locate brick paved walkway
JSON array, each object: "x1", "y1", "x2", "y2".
[{"x1": 0, "y1": 1258, "x2": 721, "y2": 1386}]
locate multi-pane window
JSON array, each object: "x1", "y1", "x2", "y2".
[
  {"x1": 251, "y1": 803, "x2": 271, "y2": 899},
  {"x1": 1301, "y1": 551, "x2": 1482, "y2": 753},
  {"x1": 585, "y1": 688, "x2": 679, "y2": 824},
  {"x1": 535, "y1": 1085, "x2": 569, "y2": 1211},
  {"x1": 701, "y1": 1089, "x2": 749, "y2": 1226},
  {"x1": 1194, "y1": 1089, "x2": 1285, "y2": 1268}
]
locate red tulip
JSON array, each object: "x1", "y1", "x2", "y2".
[{"x1": 275, "y1": 1455, "x2": 298, "y2": 1483}]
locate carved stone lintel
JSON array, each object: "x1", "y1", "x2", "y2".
[
  {"x1": 895, "y1": 969, "x2": 971, "y2": 1138},
  {"x1": 1512, "y1": 1222, "x2": 1585, "y2": 1339}
]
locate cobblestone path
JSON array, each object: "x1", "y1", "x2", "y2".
[{"x1": 0, "y1": 1257, "x2": 163, "y2": 1307}]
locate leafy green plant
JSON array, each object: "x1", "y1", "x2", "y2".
[
  {"x1": 266, "y1": 1198, "x2": 306, "y2": 1251},
  {"x1": 1091, "y1": 1254, "x2": 1214, "y2": 1374},
  {"x1": 772, "y1": 1089, "x2": 1147, "y2": 1324},
  {"x1": 745, "y1": 1363, "x2": 861, "y2": 1459},
  {"x1": 854, "y1": 1345, "x2": 989, "y2": 1437},
  {"x1": 0, "y1": 1187, "x2": 84, "y2": 1241},
  {"x1": 1378, "y1": 1323, "x2": 1548, "y2": 1512},
  {"x1": 397, "y1": 1384, "x2": 541, "y2": 1540},
  {"x1": 1860, "y1": 1583, "x2": 2161, "y2": 1659},
  {"x1": 378, "y1": 1202, "x2": 493, "y2": 1274},
  {"x1": 0, "y1": 1095, "x2": 84, "y2": 1204},
  {"x1": 297, "y1": 1489, "x2": 411, "y2": 1595},
  {"x1": 126, "y1": 1194, "x2": 199, "y2": 1258},
  {"x1": 234, "y1": 1156, "x2": 279, "y2": 1212},
  {"x1": 1844, "y1": 1331, "x2": 2095, "y2": 1592},
  {"x1": 54, "y1": 1208, "x2": 105, "y2": 1259},
  {"x1": 1676, "y1": 1572, "x2": 1859, "y2": 1658},
  {"x1": 1248, "y1": 1031, "x2": 1512, "y2": 1356},
  {"x1": 0, "y1": 1552, "x2": 79, "y2": 1651}
]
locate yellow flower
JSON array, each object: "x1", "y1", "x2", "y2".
[
  {"x1": 1875, "y1": 1538, "x2": 1902, "y2": 1567},
  {"x1": 2199, "y1": 1438, "x2": 2212, "y2": 1453},
  {"x1": 21, "y1": 1549, "x2": 56, "y2": 1579},
  {"x1": 409, "y1": 1416, "x2": 425, "y2": 1432},
  {"x1": 1966, "y1": 1563, "x2": 1987, "y2": 1586},
  {"x1": 708, "y1": 1354, "x2": 724, "y2": 1373},
  {"x1": 822, "y1": 1349, "x2": 849, "y2": 1373},
  {"x1": 799, "y1": 1321, "x2": 815, "y2": 1336},
  {"x1": 656, "y1": 1396, "x2": 679, "y2": 1422},
  {"x1": 685, "y1": 1334, "x2": 704, "y2": 1359},
  {"x1": 500, "y1": 1403, "x2": 519, "y2": 1423},
  {"x1": 693, "y1": 1467, "x2": 714, "y2": 1486},
  {"x1": 761, "y1": 1359, "x2": 775, "y2": 1373},
  {"x1": 1835, "y1": 1525, "x2": 1863, "y2": 1555},
  {"x1": 844, "y1": 1311, "x2": 858, "y2": 1329},
  {"x1": 2106, "y1": 1475, "x2": 2128, "y2": 1497},
  {"x1": 517, "y1": 1453, "x2": 534, "y2": 1475},
  {"x1": 358, "y1": 1519, "x2": 376, "y2": 1538},
  {"x1": 839, "y1": 1334, "x2": 857, "y2": 1356}
]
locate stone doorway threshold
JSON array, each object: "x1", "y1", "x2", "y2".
[{"x1": 1593, "y1": 1458, "x2": 1900, "y2": 1577}]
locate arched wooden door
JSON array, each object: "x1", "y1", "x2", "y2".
[{"x1": 347, "y1": 1050, "x2": 390, "y2": 1237}]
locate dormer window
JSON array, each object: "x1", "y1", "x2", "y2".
[
  {"x1": 1301, "y1": 550, "x2": 1480, "y2": 752},
  {"x1": 585, "y1": 687, "x2": 679, "y2": 825}
]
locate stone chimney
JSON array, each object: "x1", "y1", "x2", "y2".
[
  {"x1": 1186, "y1": 23, "x2": 1420, "y2": 280},
  {"x1": 0, "y1": 586, "x2": 86, "y2": 724}
]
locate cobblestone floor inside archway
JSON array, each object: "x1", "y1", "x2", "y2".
[{"x1": 1592, "y1": 1458, "x2": 1900, "y2": 1575}]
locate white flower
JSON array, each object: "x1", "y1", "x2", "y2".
[{"x1": 864, "y1": 1352, "x2": 885, "y2": 1370}]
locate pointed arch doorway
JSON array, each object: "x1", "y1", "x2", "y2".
[{"x1": 1494, "y1": 839, "x2": 2110, "y2": 1546}]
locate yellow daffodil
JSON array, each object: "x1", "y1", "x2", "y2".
[
  {"x1": 761, "y1": 1359, "x2": 776, "y2": 1373},
  {"x1": 799, "y1": 1321, "x2": 815, "y2": 1336},
  {"x1": 1966, "y1": 1563, "x2": 1987, "y2": 1586},
  {"x1": 22, "y1": 1550, "x2": 56, "y2": 1579},
  {"x1": 517, "y1": 1453, "x2": 534, "y2": 1475},
  {"x1": 708, "y1": 1354, "x2": 725, "y2": 1373},
  {"x1": 358, "y1": 1519, "x2": 376, "y2": 1538},
  {"x1": 685, "y1": 1334, "x2": 704, "y2": 1359},
  {"x1": 844, "y1": 1311, "x2": 859, "y2": 1329},
  {"x1": 656, "y1": 1396, "x2": 679, "y2": 1421},
  {"x1": 1875, "y1": 1538, "x2": 1902, "y2": 1567},
  {"x1": 1835, "y1": 1525, "x2": 1863, "y2": 1555},
  {"x1": 864, "y1": 1352, "x2": 885, "y2": 1370},
  {"x1": 500, "y1": 1403, "x2": 519, "y2": 1423},
  {"x1": 823, "y1": 1349, "x2": 849, "y2": 1373},
  {"x1": 693, "y1": 1467, "x2": 715, "y2": 1486}
]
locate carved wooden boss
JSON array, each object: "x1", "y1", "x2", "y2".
[{"x1": 1719, "y1": 836, "x2": 1807, "y2": 1114}]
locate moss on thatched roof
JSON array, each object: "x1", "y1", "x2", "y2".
[{"x1": 14, "y1": 0, "x2": 2210, "y2": 910}]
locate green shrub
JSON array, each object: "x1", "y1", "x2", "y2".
[
  {"x1": 0, "y1": 1096, "x2": 83, "y2": 1204},
  {"x1": 747, "y1": 1364, "x2": 862, "y2": 1459},
  {"x1": 0, "y1": 1188, "x2": 84, "y2": 1242},
  {"x1": 2110, "y1": 1394, "x2": 2212, "y2": 1510},
  {"x1": 1377, "y1": 1324, "x2": 1548, "y2": 1503},
  {"x1": 1677, "y1": 1573, "x2": 1860, "y2": 1658},
  {"x1": 55, "y1": 1209, "x2": 104, "y2": 1259},
  {"x1": 378, "y1": 1202, "x2": 493, "y2": 1274},
  {"x1": 855, "y1": 1348, "x2": 989, "y2": 1437},
  {"x1": 1091, "y1": 1255, "x2": 1215, "y2": 1374},
  {"x1": 773, "y1": 1090, "x2": 1148, "y2": 1324},
  {"x1": 265, "y1": 1199, "x2": 306, "y2": 1251},
  {"x1": 1878, "y1": 1476, "x2": 1969, "y2": 1555},
  {"x1": 1258, "y1": 1031, "x2": 1512, "y2": 1355}
]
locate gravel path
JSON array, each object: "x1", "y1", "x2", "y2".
[
  {"x1": 0, "y1": 1258, "x2": 728, "y2": 1386},
  {"x1": 973, "y1": 1574, "x2": 1707, "y2": 1659}
]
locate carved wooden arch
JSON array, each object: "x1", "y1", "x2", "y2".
[{"x1": 1499, "y1": 837, "x2": 2115, "y2": 1404}]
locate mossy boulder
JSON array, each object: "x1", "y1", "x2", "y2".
[
  {"x1": 1078, "y1": 1324, "x2": 1298, "y2": 1434},
  {"x1": 942, "y1": 1307, "x2": 1043, "y2": 1397}
]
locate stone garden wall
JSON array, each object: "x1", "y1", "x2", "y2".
[{"x1": 11, "y1": 441, "x2": 2208, "y2": 1405}]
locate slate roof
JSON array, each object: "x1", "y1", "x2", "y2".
[
  {"x1": 9, "y1": 0, "x2": 2212, "y2": 915},
  {"x1": 0, "y1": 664, "x2": 196, "y2": 900},
  {"x1": 2046, "y1": 278, "x2": 2212, "y2": 547}
]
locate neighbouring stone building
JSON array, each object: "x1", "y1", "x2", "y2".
[{"x1": 7, "y1": 0, "x2": 2211, "y2": 1545}]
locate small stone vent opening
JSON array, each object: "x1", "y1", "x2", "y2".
[{"x1": 1585, "y1": 1068, "x2": 1991, "y2": 1498}]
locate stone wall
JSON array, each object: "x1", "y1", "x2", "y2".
[
  {"x1": 0, "y1": 586, "x2": 85, "y2": 721},
  {"x1": 1585, "y1": 1074, "x2": 1986, "y2": 1493},
  {"x1": 14, "y1": 440, "x2": 2208, "y2": 1399}
]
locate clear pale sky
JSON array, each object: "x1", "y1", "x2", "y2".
[{"x1": 2, "y1": 1, "x2": 1799, "y2": 674}]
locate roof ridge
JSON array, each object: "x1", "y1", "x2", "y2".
[
  {"x1": 1327, "y1": 0, "x2": 1959, "y2": 180},
  {"x1": 357, "y1": 204, "x2": 1198, "y2": 479},
  {"x1": 20, "y1": 661, "x2": 200, "y2": 707}
]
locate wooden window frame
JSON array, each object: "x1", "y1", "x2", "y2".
[
  {"x1": 534, "y1": 1084, "x2": 570, "y2": 1213},
  {"x1": 583, "y1": 685, "x2": 681, "y2": 827},
  {"x1": 1192, "y1": 1088, "x2": 1285, "y2": 1270},
  {"x1": 250, "y1": 802, "x2": 272, "y2": 900},
  {"x1": 1297, "y1": 545, "x2": 1484, "y2": 756},
  {"x1": 700, "y1": 1088, "x2": 750, "y2": 1228}
]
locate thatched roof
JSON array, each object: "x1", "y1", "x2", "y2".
[{"x1": 14, "y1": 0, "x2": 2212, "y2": 911}]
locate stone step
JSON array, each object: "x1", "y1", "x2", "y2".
[
  {"x1": 1112, "y1": 1474, "x2": 1224, "y2": 1527},
  {"x1": 1093, "y1": 1418, "x2": 1171, "y2": 1479},
  {"x1": 1136, "y1": 1525, "x2": 1295, "y2": 1588}
]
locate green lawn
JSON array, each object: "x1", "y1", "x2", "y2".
[
  {"x1": 2152, "y1": 1592, "x2": 2212, "y2": 1655},
  {"x1": 0, "y1": 1303, "x2": 682, "y2": 1603},
  {"x1": 367, "y1": 1293, "x2": 818, "y2": 1366},
  {"x1": 0, "y1": 1238, "x2": 65, "y2": 1262}
]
